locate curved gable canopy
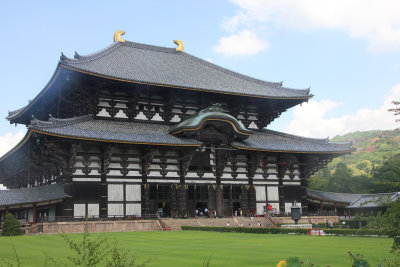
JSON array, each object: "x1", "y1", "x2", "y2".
[{"x1": 169, "y1": 104, "x2": 252, "y2": 142}]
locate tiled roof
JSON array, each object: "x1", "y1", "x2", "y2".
[
  {"x1": 30, "y1": 115, "x2": 201, "y2": 146},
  {"x1": 28, "y1": 116, "x2": 353, "y2": 153},
  {"x1": 60, "y1": 41, "x2": 311, "y2": 99},
  {"x1": 232, "y1": 129, "x2": 354, "y2": 153},
  {"x1": 0, "y1": 184, "x2": 69, "y2": 207},
  {"x1": 347, "y1": 192, "x2": 399, "y2": 208},
  {"x1": 307, "y1": 189, "x2": 362, "y2": 204}
]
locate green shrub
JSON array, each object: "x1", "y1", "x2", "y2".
[
  {"x1": 324, "y1": 228, "x2": 399, "y2": 237},
  {"x1": 181, "y1": 226, "x2": 309, "y2": 235},
  {"x1": 181, "y1": 226, "x2": 399, "y2": 237},
  {"x1": 393, "y1": 236, "x2": 400, "y2": 251},
  {"x1": 2, "y1": 214, "x2": 21, "y2": 236}
]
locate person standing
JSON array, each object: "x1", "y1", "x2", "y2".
[
  {"x1": 227, "y1": 222, "x2": 230, "y2": 227},
  {"x1": 204, "y1": 207, "x2": 209, "y2": 218}
]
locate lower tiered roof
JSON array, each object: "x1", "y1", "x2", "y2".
[{"x1": 25, "y1": 115, "x2": 352, "y2": 153}]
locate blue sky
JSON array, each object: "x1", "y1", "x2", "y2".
[{"x1": 0, "y1": 0, "x2": 399, "y2": 159}]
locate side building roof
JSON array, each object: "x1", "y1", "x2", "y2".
[
  {"x1": 307, "y1": 189, "x2": 362, "y2": 204},
  {"x1": 347, "y1": 192, "x2": 399, "y2": 209},
  {"x1": 0, "y1": 184, "x2": 69, "y2": 207},
  {"x1": 307, "y1": 189, "x2": 400, "y2": 208}
]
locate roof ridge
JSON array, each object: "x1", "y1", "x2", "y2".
[
  {"x1": 261, "y1": 129, "x2": 353, "y2": 147},
  {"x1": 261, "y1": 129, "x2": 329, "y2": 144},
  {"x1": 307, "y1": 189, "x2": 364, "y2": 196},
  {"x1": 60, "y1": 42, "x2": 122, "y2": 64},
  {"x1": 30, "y1": 114, "x2": 93, "y2": 128},
  {"x1": 62, "y1": 40, "x2": 310, "y2": 95}
]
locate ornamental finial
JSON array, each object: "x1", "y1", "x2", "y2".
[
  {"x1": 114, "y1": 30, "x2": 126, "y2": 43},
  {"x1": 173, "y1": 40, "x2": 184, "y2": 51}
]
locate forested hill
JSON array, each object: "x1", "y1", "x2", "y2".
[{"x1": 308, "y1": 128, "x2": 400, "y2": 193}]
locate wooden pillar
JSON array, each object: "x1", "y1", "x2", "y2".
[
  {"x1": 229, "y1": 185, "x2": 233, "y2": 216},
  {"x1": 178, "y1": 184, "x2": 187, "y2": 218},
  {"x1": 33, "y1": 204, "x2": 37, "y2": 224},
  {"x1": 320, "y1": 202, "x2": 323, "y2": 216},
  {"x1": 248, "y1": 185, "x2": 256, "y2": 216},
  {"x1": 63, "y1": 183, "x2": 74, "y2": 218},
  {"x1": 143, "y1": 184, "x2": 151, "y2": 217},
  {"x1": 208, "y1": 185, "x2": 216, "y2": 214},
  {"x1": 171, "y1": 185, "x2": 178, "y2": 217},
  {"x1": 5, "y1": 207, "x2": 8, "y2": 215},
  {"x1": 216, "y1": 185, "x2": 223, "y2": 218},
  {"x1": 240, "y1": 185, "x2": 249, "y2": 216}
]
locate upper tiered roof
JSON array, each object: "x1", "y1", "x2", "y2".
[
  {"x1": 60, "y1": 41, "x2": 311, "y2": 99},
  {"x1": 7, "y1": 37, "x2": 312, "y2": 124}
]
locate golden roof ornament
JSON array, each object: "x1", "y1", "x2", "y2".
[
  {"x1": 114, "y1": 30, "x2": 126, "y2": 43},
  {"x1": 173, "y1": 40, "x2": 184, "y2": 51}
]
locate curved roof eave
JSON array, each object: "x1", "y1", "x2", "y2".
[
  {"x1": 231, "y1": 144, "x2": 354, "y2": 154},
  {"x1": 61, "y1": 64, "x2": 313, "y2": 100},
  {"x1": 0, "y1": 130, "x2": 32, "y2": 162},
  {"x1": 7, "y1": 64, "x2": 63, "y2": 122}
]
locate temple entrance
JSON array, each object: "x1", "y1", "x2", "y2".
[
  {"x1": 158, "y1": 202, "x2": 170, "y2": 217},
  {"x1": 195, "y1": 202, "x2": 208, "y2": 216},
  {"x1": 233, "y1": 202, "x2": 241, "y2": 217}
]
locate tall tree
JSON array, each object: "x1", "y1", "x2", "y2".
[
  {"x1": 389, "y1": 100, "x2": 400, "y2": 121},
  {"x1": 372, "y1": 154, "x2": 400, "y2": 193}
]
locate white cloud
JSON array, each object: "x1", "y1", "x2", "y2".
[
  {"x1": 224, "y1": 0, "x2": 400, "y2": 53},
  {"x1": 0, "y1": 131, "x2": 25, "y2": 158},
  {"x1": 213, "y1": 30, "x2": 269, "y2": 56},
  {"x1": 284, "y1": 84, "x2": 400, "y2": 138}
]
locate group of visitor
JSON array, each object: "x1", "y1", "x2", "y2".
[{"x1": 195, "y1": 208, "x2": 217, "y2": 218}]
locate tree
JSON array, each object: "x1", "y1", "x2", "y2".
[
  {"x1": 372, "y1": 154, "x2": 400, "y2": 193},
  {"x1": 2, "y1": 214, "x2": 21, "y2": 236},
  {"x1": 388, "y1": 101, "x2": 400, "y2": 121}
]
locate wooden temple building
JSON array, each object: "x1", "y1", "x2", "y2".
[{"x1": 0, "y1": 32, "x2": 353, "y2": 224}]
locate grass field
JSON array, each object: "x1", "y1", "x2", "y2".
[{"x1": 0, "y1": 231, "x2": 393, "y2": 266}]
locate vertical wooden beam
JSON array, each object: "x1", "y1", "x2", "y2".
[
  {"x1": 216, "y1": 185, "x2": 223, "y2": 218},
  {"x1": 178, "y1": 184, "x2": 187, "y2": 218},
  {"x1": 142, "y1": 184, "x2": 151, "y2": 217},
  {"x1": 33, "y1": 204, "x2": 37, "y2": 224},
  {"x1": 320, "y1": 202, "x2": 323, "y2": 216}
]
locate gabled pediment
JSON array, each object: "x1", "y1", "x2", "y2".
[{"x1": 169, "y1": 104, "x2": 252, "y2": 143}]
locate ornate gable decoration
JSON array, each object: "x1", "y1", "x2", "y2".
[{"x1": 169, "y1": 104, "x2": 252, "y2": 143}]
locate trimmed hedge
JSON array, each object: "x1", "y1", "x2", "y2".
[
  {"x1": 181, "y1": 226, "x2": 309, "y2": 235},
  {"x1": 321, "y1": 228, "x2": 399, "y2": 237},
  {"x1": 181, "y1": 226, "x2": 399, "y2": 237}
]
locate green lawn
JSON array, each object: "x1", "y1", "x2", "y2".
[{"x1": 0, "y1": 231, "x2": 393, "y2": 266}]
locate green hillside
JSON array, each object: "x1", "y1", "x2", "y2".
[
  {"x1": 327, "y1": 128, "x2": 400, "y2": 176},
  {"x1": 309, "y1": 128, "x2": 400, "y2": 193}
]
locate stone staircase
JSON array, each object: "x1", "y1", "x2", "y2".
[{"x1": 161, "y1": 216, "x2": 277, "y2": 230}]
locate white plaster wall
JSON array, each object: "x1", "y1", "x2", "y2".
[
  {"x1": 126, "y1": 184, "x2": 141, "y2": 201},
  {"x1": 108, "y1": 204, "x2": 124, "y2": 217},
  {"x1": 126, "y1": 204, "x2": 141, "y2": 216},
  {"x1": 267, "y1": 187, "x2": 279, "y2": 201},
  {"x1": 108, "y1": 184, "x2": 123, "y2": 201},
  {"x1": 256, "y1": 203, "x2": 265, "y2": 215},
  {"x1": 255, "y1": 186, "x2": 266, "y2": 201},
  {"x1": 74, "y1": 204, "x2": 86, "y2": 218},
  {"x1": 88, "y1": 204, "x2": 99, "y2": 217}
]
